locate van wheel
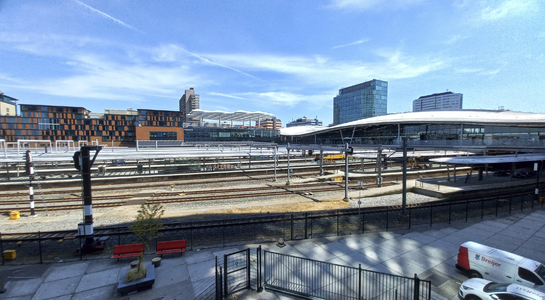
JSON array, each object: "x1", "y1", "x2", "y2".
[{"x1": 468, "y1": 270, "x2": 483, "y2": 278}]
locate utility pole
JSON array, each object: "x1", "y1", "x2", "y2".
[{"x1": 25, "y1": 150, "x2": 36, "y2": 216}]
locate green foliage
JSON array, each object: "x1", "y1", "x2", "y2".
[{"x1": 129, "y1": 203, "x2": 165, "y2": 251}]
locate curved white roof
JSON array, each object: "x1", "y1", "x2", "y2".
[
  {"x1": 282, "y1": 110, "x2": 545, "y2": 137},
  {"x1": 187, "y1": 109, "x2": 275, "y2": 122}
]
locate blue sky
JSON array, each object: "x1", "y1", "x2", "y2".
[{"x1": 0, "y1": 0, "x2": 544, "y2": 126}]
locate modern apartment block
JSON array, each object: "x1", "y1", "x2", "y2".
[
  {"x1": 259, "y1": 118, "x2": 282, "y2": 130},
  {"x1": 179, "y1": 87, "x2": 200, "y2": 124},
  {"x1": 333, "y1": 79, "x2": 388, "y2": 125},
  {"x1": 0, "y1": 93, "x2": 17, "y2": 116},
  {"x1": 286, "y1": 116, "x2": 323, "y2": 127},
  {"x1": 0, "y1": 104, "x2": 183, "y2": 146},
  {"x1": 413, "y1": 91, "x2": 463, "y2": 112}
]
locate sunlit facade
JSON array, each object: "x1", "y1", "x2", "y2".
[{"x1": 333, "y1": 79, "x2": 388, "y2": 125}]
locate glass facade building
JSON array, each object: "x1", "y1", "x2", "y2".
[{"x1": 333, "y1": 79, "x2": 388, "y2": 125}]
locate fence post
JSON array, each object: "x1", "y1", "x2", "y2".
[
  {"x1": 336, "y1": 210, "x2": 339, "y2": 236},
  {"x1": 386, "y1": 209, "x2": 389, "y2": 231},
  {"x1": 509, "y1": 197, "x2": 512, "y2": 214},
  {"x1": 413, "y1": 274, "x2": 420, "y2": 300},
  {"x1": 79, "y1": 234, "x2": 83, "y2": 261},
  {"x1": 358, "y1": 264, "x2": 362, "y2": 300},
  {"x1": 224, "y1": 254, "x2": 228, "y2": 297},
  {"x1": 481, "y1": 199, "x2": 484, "y2": 219},
  {"x1": 361, "y1": 211, "x2": 364, "y2": 234},
  {"x1": 408, "y1": 209, "x2": 411, "y2": 230},
  {"x1": 218, "y1": 266, "x2": 223, "y2": 300},
  {"x1": 222, "y1": 219, "x2": 225, "y2": 247},
  {"x1": 465, "y1": 199, "x2": 469, "y2": 222},
  {"x1": 304, "y1": 213, "x2": 308, "y2": 239},
  {"x1": 246, "y1": 248, "x2": 251, "y2": 290},
  {"x1": 429, "y1": 205, "x2": 433, "y2": 227},
  {"x1": 496, "y1": 198, "x2": 499, "y2": 217},
  {"x1": 449, "y1": 203, "x2": 452, "y2": 225},
  {"x1": 257, "y1": 245, "x2": 263, "y2": 293},
  {"x1": 38, "y1": 231, "x2": 43, "y2": 264},
  {"x1": 290, "y1": 214, "x2": 294, "y2": 240},
  {"x1": 0, "y1": 232, "x2": 4, "y2": 265}
]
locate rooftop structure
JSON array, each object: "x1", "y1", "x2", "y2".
[
  {"x1": 281, "y1": 109, "x2": 545, "y2": 148},
  {"x1": 286, "y1": 116, "x2": 323, "y2": 127},
  {"x1": 413, "y1": 91, "x2": 463, "y2": 112},
  {"x1": 186, "y1": 109, "x2": 275, "y2": 127}
]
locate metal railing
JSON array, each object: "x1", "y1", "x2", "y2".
[
  {"x1": 264, "y1": 251, "x2": 431, "y2": 300},
  {"x1": 1, "y1": 190, "x2": 543, "y2": 265}
]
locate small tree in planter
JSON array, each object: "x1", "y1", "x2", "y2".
[{"x1": 126, "y1": 203, "x2": 164, "y2": 282}]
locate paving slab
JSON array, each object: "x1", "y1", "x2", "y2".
[
  {"x1": 1, "y1": 278, "x2": 43, "y2": 298},
  {"x1": 84, "y1": 259, "x2": 125, "y2": 274},
  {"x1": 335, "y1": 236, "x2": 373, "y2": 251},
  {"x1": 75, "y1": 267, "x2": 120, "y2": 293},
  {"x1": 183, "y1": 250, "x2": 214, "y2": 265},
  {"x1": 291, "y1": 241, "x2": 338, "y2": 261},
  {"x1": 187, "y1": 258, "x2": 215, "y2": 282},
  {"x1": 397, "y1": 249, "x2": 445, "y2": 270},
  {"x1": 317, "y1": 240, "x2": 358, "y2": 256},
  {"x1": 153, "y1": 262, "x2": 190, "y2": 288},
  {"x1": 359, "y1": 244, "x2": 400, "y2": 263},
  {"x1": 70, "y1": 284, "x2": 116, "y2": 300},
  {"x1": 31, "y1": 276, "x2": 80, "y2": 300},
  {"x1": 44, "y1": 262, "x2": 89, "y2": 283},
  {"x1": 400, "y1": 231, "x2": 438, "y2": 244},
  {"x1": 335, "y1": 250, "x2": 380, "y2": 269},
  {"x1": 376, "y1": 237, "x2": 422, "y2": 255}
]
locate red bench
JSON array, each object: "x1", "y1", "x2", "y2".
[
  {"x1": 111, "y1": 243, "x2": 144, "y2": 260},
  {"x1": 156, "y1": 240, "x2": 186, "y2": 256}
]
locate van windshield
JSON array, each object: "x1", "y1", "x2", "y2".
[{"x1": 535, "y1": 264, "x2": 545, "y2": 282}]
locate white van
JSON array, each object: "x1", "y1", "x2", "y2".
[{"x1": 456, "y1": 241, "x2": 545, "y2": 289}]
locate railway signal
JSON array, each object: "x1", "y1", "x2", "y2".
[{"x1": 73, "y1": 145, "x2": 104, "y2": 254}]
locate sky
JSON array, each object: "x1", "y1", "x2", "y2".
[{"x1": 0, "y1": 0, "x2": 544, "y2": 126}]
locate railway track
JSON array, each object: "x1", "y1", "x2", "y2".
[{"x1": 0, "y1": 181, "x2": 396, "y2": 214}]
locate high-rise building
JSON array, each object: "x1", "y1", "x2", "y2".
[
  {"x1": 413, "y1": 91, "x2": 463, "y2": 112},
  {"x1": 179, "y1": 88, "x2": 200, "y2": 119},
  {"x1": 333, "y1": 79, "x2": 387, "y2": 125},
  {"x1": 286, "y1": 116, "x2": 322, "y2": 127}
]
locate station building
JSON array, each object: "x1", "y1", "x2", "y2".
[{"x1": 281, "y1": 109, "x2": 545, "y2": 148}]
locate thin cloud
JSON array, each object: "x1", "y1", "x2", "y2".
[
  {"x1": 208, "y1": 92, "x2": 247, "y2": 100},
  {"x1": 481, "y1": 0, "x2": 534, "y2": 21},
  {"x1": 185, "y1": 50, "x2": 261, "y2": 81},
  {"x1": 326, "y1": 0, "x2": 424, "y2": 11},
  {"x1": 73, "y1": 0, "x2": 143, "y2": 33},
  {"x1": 442, "y1": 35, "x2": 469, "y2": 45},
  {"x1": 332, "y1": 38, "x2": 370, "y2": 49}
]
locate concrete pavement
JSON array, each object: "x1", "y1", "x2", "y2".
[{"x1": 2, "y1": 208, "x2": 545, "y2": 300}]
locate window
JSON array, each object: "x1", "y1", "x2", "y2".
[{"x1": 519, "y1": 267, "x2": 543, "y2": 285}]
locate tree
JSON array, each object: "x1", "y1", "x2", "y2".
[{"x1": 129, "y1": 203, "x2": 165, "y2": 251}]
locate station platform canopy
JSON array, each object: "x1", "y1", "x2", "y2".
[
  {"x1": 186, "y1": 109, "x2": 275, "y2": 122},
  {"x1": 430, "y1": 153, "x2": 545, "y2": 165}
]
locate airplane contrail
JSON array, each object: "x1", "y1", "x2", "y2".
[{"x1": 74, "y1": 0, "x2": 143, "y2": 33}]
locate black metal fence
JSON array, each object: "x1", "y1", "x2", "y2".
[
  {"x1": 264, "y1": 250, "x2": 431, "y2": 300},
  {"x1": 1, "y1": 190, "x2": 543, "y2": 265}
]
